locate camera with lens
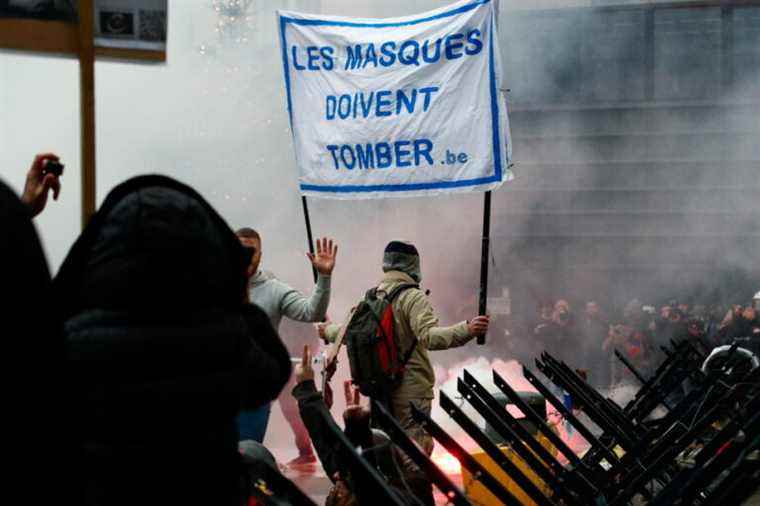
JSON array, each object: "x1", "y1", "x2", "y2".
[{"x1": 42, "y1": 160, "x2": 64, "y2": 177}]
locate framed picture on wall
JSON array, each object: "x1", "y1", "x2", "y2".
[{"x1": 94, "y1": 0, "x2": 166, "y2": 51}]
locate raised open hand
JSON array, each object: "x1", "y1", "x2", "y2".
[{"x1": 307, "y1": 237, "x2": 338, "y2": 276}]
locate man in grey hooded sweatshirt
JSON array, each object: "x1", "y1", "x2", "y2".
[{"x1": 236, "y1": 228, "x2": 337, "y2": 465}]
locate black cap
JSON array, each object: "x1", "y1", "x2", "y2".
[{"x1": 384, "y1": 240, "x2": 418, "y2": 257}]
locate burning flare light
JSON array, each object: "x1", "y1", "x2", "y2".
[{"x1": 431, "y1": 449, "x2": 461, "y2": 476}]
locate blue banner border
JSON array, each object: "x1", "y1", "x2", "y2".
[{"x1": 278, "y1": 0, "x2": 503, "y2": 194}]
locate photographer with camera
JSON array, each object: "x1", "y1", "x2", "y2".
[
  {"x1": 535, "y1": 299, "x2": 577, "y2": 364},
  {"x1": 717, "y1": 301, "x2": 760, "y2": 353},
  {"x1": 1, "y1": 152, "x2": 67, "y2": 502}
]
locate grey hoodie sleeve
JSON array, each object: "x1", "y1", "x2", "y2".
[{"x1": 277, "y1": 274, "x2": 331, "y2": 323}]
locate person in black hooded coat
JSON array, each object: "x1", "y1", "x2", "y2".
[
  {"x1": 53, "y1": 175, "x2": 291, "y2": 505},
  {"x1": 1, "y1": 178, "x2": 68, "y2": 502}
]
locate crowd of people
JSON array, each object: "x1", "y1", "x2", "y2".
[
  {"x1": 529, "y1": 295, "x2": 760, "y2": 389},
  {"x1": 5, "y1": 152, "x2": 490, "y2": 505}
]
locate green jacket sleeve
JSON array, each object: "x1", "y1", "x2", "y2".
[{"x1": 401, "y1": 289, "x2": 472, "y2": 351}]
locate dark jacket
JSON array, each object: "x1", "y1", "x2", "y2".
[
  {"x1": 578, "y1": 316, "x2": 609, "y2": 385},
  {"x1": 535, "y1": 319, "x2": 577, "y2": 363},
  {"x1": 293, "y1": 379, "x2": 342, "y2": 479},
  {"x1": 293, "y1": 380, "x2": 406, "y2": 505},
  {"x1": 719, "y1": 316, "x2": 760, "y2": 341},
  {"x1": 54, "y1": 175, "x2": 291, "y2": 505},
  {"x1": 0, "y1": 181, "x2": 66, "y2": 499}
]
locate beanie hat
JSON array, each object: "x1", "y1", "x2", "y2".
[{"x1": 382, "y1": 240, "x2": 421, "y2": 282}]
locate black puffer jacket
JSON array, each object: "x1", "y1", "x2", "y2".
[{"x1": 54, "y1": 175, "x2": 291, "y2": 505}]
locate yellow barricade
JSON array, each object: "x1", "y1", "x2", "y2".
[{"x1": 461, "y1": 432, "x2": 558, "y2": 506}]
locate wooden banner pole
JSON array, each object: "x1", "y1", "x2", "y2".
[{"x1": 78, "y1": 0, "x2": 96, "y2": 228}]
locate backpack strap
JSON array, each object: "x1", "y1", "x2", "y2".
[
  {"x1": 370, "y1": 283, "x2": 417, "y2": 341},
  {"x1": 385, "y1": 283, "x2": 419, "y2": 303},
  {"x1": 384, "y1": 283, "x2": 421, "y2": 368}
]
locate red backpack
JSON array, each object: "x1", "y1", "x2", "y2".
[{"x1": 344, "y1": 283, "x2": 419, "y2": 399}]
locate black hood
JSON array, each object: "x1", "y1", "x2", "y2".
[
  {"x1": 54, "y1": 175, "x2": 247, "y2": 317},
  {"x1": 50, "y1": 176, "x2": 292, "y2": 505}
]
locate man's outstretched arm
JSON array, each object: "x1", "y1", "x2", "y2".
[
  {"x1": 403, "y1": 290, "x2": 489, "y2": 351},
  {"x1": 279, "y1": 238, "x2": 338, "y2": 322}
]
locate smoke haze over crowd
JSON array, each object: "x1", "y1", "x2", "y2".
[{"x1": 2, "y1": 0, "x2": 759, "y2": 461}]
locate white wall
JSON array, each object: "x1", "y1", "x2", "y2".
[{"x1": 0, "y1": 53, "x2": 82, "y2": 273}]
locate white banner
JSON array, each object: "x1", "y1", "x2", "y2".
[{"x1": 277, "y1": 0, "x2": 512, "y2": 199}]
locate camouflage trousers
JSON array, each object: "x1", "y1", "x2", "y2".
[{"x1": 389, "y1": 396, "x2": 434, "y2": 506}]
